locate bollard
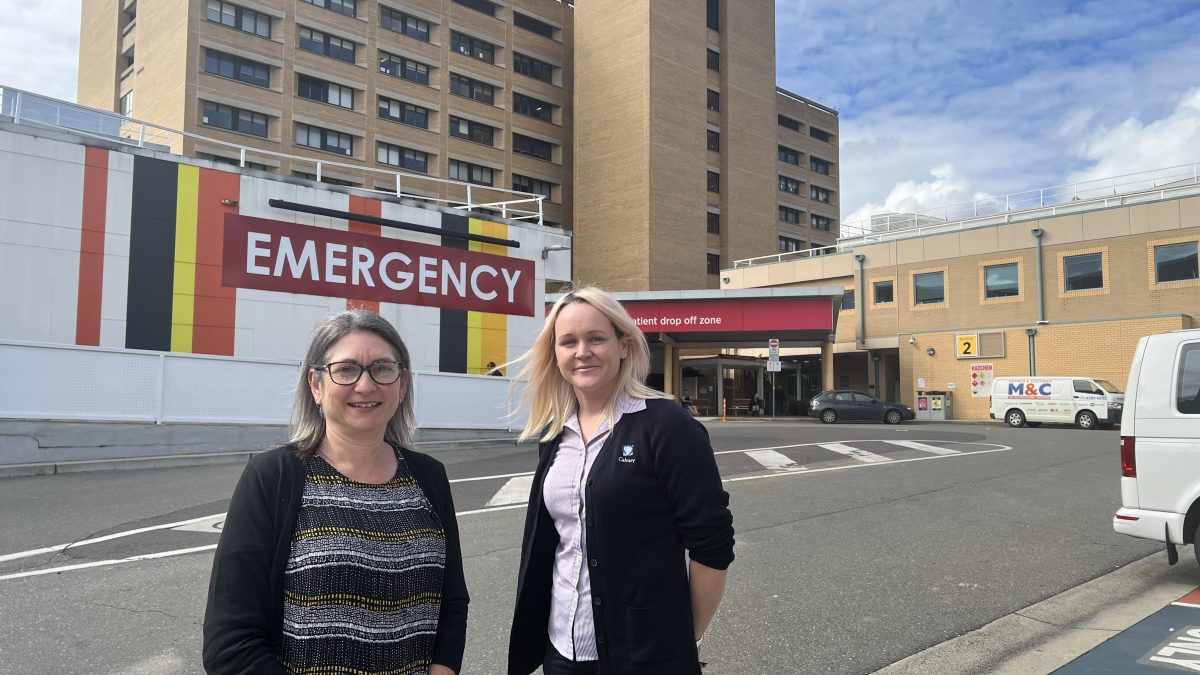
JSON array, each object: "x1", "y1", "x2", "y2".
[{"x1": 722, "y1": 398, "x2": 727, "y2": 422}]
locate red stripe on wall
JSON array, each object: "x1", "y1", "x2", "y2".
[
  {"x1": 346, "y1": 195, "x2": 382, "y2": 313},
  {"x1": 76, "y1": 147, "x2": 109, "y2": 346},
  {"x1": 192, "y1": 168, "x2": 240, "y2": 355}
]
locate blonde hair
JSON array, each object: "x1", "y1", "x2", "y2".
[
  {"x1": 288, "y1": 310, "x2": 416, "y2": 458},
  {"x1": 508, "y1": 286, "x2": 671, "y2": 442}
]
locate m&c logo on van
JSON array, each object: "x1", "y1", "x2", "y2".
[{"x1": 1008, "y1": 382, "x2": 1053, "y2": 397}]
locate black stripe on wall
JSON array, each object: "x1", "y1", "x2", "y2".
[
  {"x1": 439, "y1": 214, "x2": 470, "y2": 374},
  {"x1": 125, "y1": 155, "x2": 179, "y2": 351}
]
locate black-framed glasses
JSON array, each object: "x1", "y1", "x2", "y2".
[{"x1": 315, "y1": 360, "x2": 405, "y2": 386}]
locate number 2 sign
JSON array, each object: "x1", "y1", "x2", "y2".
[{"x1": 956, "y1": 334, "x2": 978, "y2": 359}]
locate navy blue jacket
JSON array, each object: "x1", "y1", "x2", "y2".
[
  {"x1": 202, "y1": 445, "x2": 469, "y2": 674},
  {"x1": 508, "y1": 399, "x2": 735, "y2": 675}
]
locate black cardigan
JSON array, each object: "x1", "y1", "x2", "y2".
[
  {"x1": 202, "y1": 445, "x2": 469, "y2": 674},
  {"x1": 508, "y1": 399, "x2": 735, "y2": 675}
]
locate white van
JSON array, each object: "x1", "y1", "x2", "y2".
[
  {"x1": 990, "y1": 376, "x2": 1125, "y2": 429},
  {"x1": 1112, "y1": 328, "x2": 1200, "y2": 566}
]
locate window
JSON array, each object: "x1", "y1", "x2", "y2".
[
  {"x1": 811, "y1": 215, "x2": 832, "y2": 231},
  {"x1": 514, "y1": 12, "x2": 556, "y2": 39},
  {"x1": 779, "y1": 236, "x2": 803, "y2": 253},
  {"x1": 707, "y1": 253, "x2": 720, "y2": 275},
  {"x1": 449, "y1": 116, "x2": 495, "y2": 145},
  {"x1": 778, "y1": 206, "x2": 801, "y2": 224},
  {"x1": 451, "y1": 31, "x2": 495, "y2": 64},
  {"x1": 810, "y1": 156, "x2": 830, "y2": 175},
  {"x1": 513, "y1": 174, "x2": 554, "y2": 199},
  {"x1": 778, "y1": 145, "x2": 799, "y2": 165},
  {"x1": 201, "y1": 101, "x2": 267, "y2": 137},
  {"x1": 293, "y1": 171, "x2": 357, "y2": 186},
  {"x1": 707, "y1": 212, "x2": 720, "y2": 234},
  {"x1": 810, "y1": 126, "x2": 832, "y2": 142},
  {"x1": 707, "y1": 171, "x2": 720, "y2": 193},
  {"x1": 1064, "y1": 252, "x2": 1103, "y2": 291},
  {"x1": 513, "y1": 133, "x2": 553, "y2": 161},
  {"x1": 198, "y1": 153, "x2": 270, "y2": 172},
  {"x1": 452, "y1": 0, "x2": 496, "y2": 16},
  {"x1": 779, "y1": 175, "x2": 800, "y2": 194},
  {"x1": 914, "y1": 271, "x2": 945, "y2": 305},
  {"x1": 450, "y1": 73, "x2": 494, "y2": 104},
  {"x1": 206, "y1": 0, "x2": 271, "y2": 38},
  {"x1": 1177, "y1": 343, "x2": 1200, "y2": 414},
  {"x1": 873, "y1": 280, "x2": 893, "y2": 304},
  {"x1": 707, "y1": 49, "x2": 720, "y2": 71},
  {"x1": 707, "y1": 130, "x2": 720, "y2": 152},
  {"x1": 514, "y1": 53, "x2": 553, "y2": 83},
  {"x1": 377, "y1": 142, "x2": 428, "y2": 172},
  {"x1": 1155, "y1": 242, "x2": 1199, "y2": 283},
  {"x1": 204, "y1": 49, "x2": 270, "y2": 88},
  {"x1": 299, "y1": 27, "x2": 355, "y2": 63},
  {"x1": 448, "y1": 159, "x2": 494, "y2": 186},
  {"x1": 778, "y1": 114, "x2": 800, "y2": 131},
  {"x1": 706, "y1": 89, "x2": 720, "y2": 112},
  {"x1": 295, "y1": 123, "x2": 352, "y2": 155},
  {"x1": 841, "y1": 289, "x2": 855, "y2": 310},
  {"x1": 706, "y1": 0, "x2": 719, "y2": 31},
  {"x1": 985, "y1": 263, "x2": 1019, "y2": 298},
  {"x1": 378, "y1": 97, "x2": 428, "y2": 128},
  {"x1": 302, "y1": 0, "x2": 355, "y2": 17},
  {"x1": 810, "y1": 186, "x2": 832, "y2": 203},
  {"x1": 119, "y1": 91, "x2": 133, "y2": 116},
  {"x1": 514, "y1": 92, "x2": 554, "y2": 121},
  {"x1": 379, "y1": 51, "x2": 430, "y2": 85},
  {"x1": 297, "y1": 74, "x2": 353, "y2": 108},
  {"x1": 380, "y1": 7, "x2": 429, "y2": 41}
]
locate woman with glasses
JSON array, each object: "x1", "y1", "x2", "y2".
[
  {"x1": 203, "y1": 310, "x2": 468, "y2": 675},
  {"x1": 506, "y1": 287, "x2": 735, "y2": 675}
]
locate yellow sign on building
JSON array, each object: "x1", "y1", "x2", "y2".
[{"x1": 956, "y1": 334, "x2": 978, "y2": 359}]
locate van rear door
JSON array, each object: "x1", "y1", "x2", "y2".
[{"x1": 1134, "y1": 337, "x2": 1200, "y2": 520}]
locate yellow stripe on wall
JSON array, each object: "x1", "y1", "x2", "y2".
[
  {"x1": 171, "y1": 164, "x2": 199, "y2": 353},
  {"x1": 472, "y1": 218, "x2": 509, "y2": 375},
  {"x1": 466, "y1": 221, "x2": 484, "y2": 373}
]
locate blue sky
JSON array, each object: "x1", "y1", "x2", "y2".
[{"x1": 3, "y1": 1, "x2": 1198, "y2": 226}]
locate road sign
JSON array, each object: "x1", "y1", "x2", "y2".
[
  {"x1": 766, "y1": 361, "x2": 782, "y2": 372},
  {"x1": 768, "y1": 338, "x2": 780, "y2": 361}
]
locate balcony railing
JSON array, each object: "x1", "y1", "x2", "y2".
[{"x1": 0, "y1": 85, "x2": 546, "y2": 225}]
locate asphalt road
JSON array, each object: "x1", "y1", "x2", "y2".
[{"x1": 0, "y1": 419, "x2": 1161, "y2": 674}]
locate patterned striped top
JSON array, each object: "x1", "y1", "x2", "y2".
[{"x1": 279, "y1": 448, "x2": 447, "y2": 675}]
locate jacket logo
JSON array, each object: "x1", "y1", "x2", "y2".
[{"x1": 618, "y1": 444, "x2": 636, "y2": 463}]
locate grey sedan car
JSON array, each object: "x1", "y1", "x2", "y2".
[{"x1": 808, "y1": 390, "x2": 916, "y2": 425}]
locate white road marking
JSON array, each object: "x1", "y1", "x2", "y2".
[
  {"x1": 0, "y1": 512, "x2": 229, "y2": 564},
  {"x1": 745, "y1": 449, "x2": 805, "y2": 472},
  {"x1": 171, "y1": 514, "x2": 225, "y2": 533},
  {"x1": 818, "y1": 442, "x2": 892, "y2": 463},
  {"x1": 485, "y1": 475, "x2": 534, "y2": 507},
  {"x1": 882, "y1": 440, "x2": 961, "y2": 455},
  {"x1": 449, "y1": 470, "x2": 533, "y2": 484},
  {"x1": 0, "y1": 441, "x2": 1013, "y2": 582},
  {"x1": 0, "y1": 545, "x2": 218, "y2": 582}
]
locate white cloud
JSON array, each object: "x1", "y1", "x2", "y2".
[
  {"x1": 1068, "y1": 87, "x2": 1200, "y2": 184},
  {"x1": 843, "y1": 163, "x2": 981, "y2": 226},
  {"x1": 0, "y1": 0, "x2": 82, "y2": 102}
]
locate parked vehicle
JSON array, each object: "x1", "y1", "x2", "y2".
[
  {"x1": 809, "y1": 390, "x2": 915, "y2": 425},
  {"x1": 989, "y1": 376, "x2": 1124, "y2": 429},
  {"x1": 1113, "y1": 328, "x2": 1200, "y2": 567}
]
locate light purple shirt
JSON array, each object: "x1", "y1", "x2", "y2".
[{"x1": 543, "y1": 395, "x2": 647, "y2": 662}]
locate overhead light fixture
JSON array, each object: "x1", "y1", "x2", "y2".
[
  {"x1": 541, "y1": 244, "x2": 570, "y2": 260},
  {"x1": 721, "y1": 276, "x2": 731, "y2": 284},
  {"x1": 926, "y1": 347, "x2": 936, "y2": 356}
]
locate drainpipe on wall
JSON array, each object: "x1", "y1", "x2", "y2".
[
  {"x1": 854, "y1": 254, "x2": 866, "y2": 346},
  {"x1": 1031, "y1": 228, "x2": 1046, "y2": 324},
  {"x1": 1025, "y1": 328, "x2": 1038, "y2": 376}
]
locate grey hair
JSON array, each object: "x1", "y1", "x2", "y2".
[{"x1": 288, "y1": 310, "x2": 415, "y2": 459}]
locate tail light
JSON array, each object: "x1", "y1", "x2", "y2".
[{"x1": 1120, "y1": 436, "x2": 1136, "y2": 477}]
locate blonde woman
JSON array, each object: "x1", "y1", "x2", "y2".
[{"x1": 506, "y1": 287, "x2": 735, "y2": 675}]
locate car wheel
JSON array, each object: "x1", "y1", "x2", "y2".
[
  {"x1": 1005, "y1": 409, "x2": 1026, "y2": 427},
  {"x1": 820, "y1": 409, "x2": 838, "y2": 424},
  {"x1": 884, "y1": 409, "x2": 903, "y2": 425},
  {"x1": 1077, "y1": 410, "x2": 1098, "y2": 430}
]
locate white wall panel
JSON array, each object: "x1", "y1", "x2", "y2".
[
  {"x1": 0, "y1": 342, "x2": 159, "y2": 421},
  {"x1": 99, "y1": 154, "x2": 134, "y2": 347},
  {"x1": 161, "y1": 354, "x2": 295, "y2": 424}
]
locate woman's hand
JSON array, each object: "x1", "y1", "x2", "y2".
[{"x1": 429, "y1": 664, "x2": 456, "y2": 675}]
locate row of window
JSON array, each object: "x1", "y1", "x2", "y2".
[
  {"x1": 841, "y1": 243, "x2": 1200, "y2": 310},
  {"x1": 777, "y1": 206, "x2": 835, "y2": 231},
  {"x1": 374, "y1": 143, "x2": 556, "y2": 197},
  {"x1": 207, "y1": 1, "x2": 558, "y2": 85},
  {"x1": 452, "y1": 0, "x2": 559, "y2": 40},
  {"x1": 778, "y1": 145, "x2": 834, "y2": 174}
]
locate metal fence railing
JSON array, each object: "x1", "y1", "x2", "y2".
[{"x1": 0, "y1": 84, "x2": 546, "y2": 224}]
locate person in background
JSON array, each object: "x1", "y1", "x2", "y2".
[
  {"x1": 506, "y1": 286, "x2": 735, "y2": 675},
  {"x1": 203, "y1": 310, "x2": 468, "y2": 675},
  {"x1": 487, "y1": 361, "x2": 504, "y2": 376},
  {"x1": 751, "y1": 392, "x2": 765, "y2": 417},
  {"x1": 681, "y1": 393, "x2": 700, "y2": 417},
  {"x1": 774, "y1": 386, "x2": 787, "y2": 417}
]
